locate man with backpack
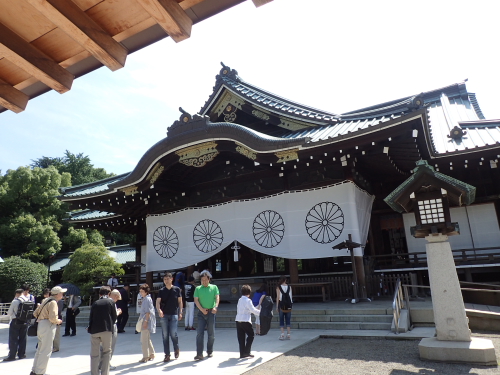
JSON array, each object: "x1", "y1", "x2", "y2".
[{"x1": 3, "y1": 287, "x2": 34, "y2": 361}]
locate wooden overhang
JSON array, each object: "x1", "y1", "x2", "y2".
[{"x1": 0, "y1": 0, "x2": 272, "y2": 114}]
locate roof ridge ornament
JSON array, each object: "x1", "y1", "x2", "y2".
[
  {"x1": 167, "y1": 108, "x2": 210, "y2": 138},
  {"x1": 217, "y1": 62, "x2": 240, "y2": 82}
]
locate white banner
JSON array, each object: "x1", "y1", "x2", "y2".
[{"x1": 145, "y1": 181, "x2": 374, "y2": 272}]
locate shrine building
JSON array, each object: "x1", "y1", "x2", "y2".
[{"x1": 59, "y1": 64, "x2": 500, "y2": 300}]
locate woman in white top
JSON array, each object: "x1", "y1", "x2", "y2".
[
  {"x1": 235, "y1": 285, "x2": 261, "y2": 359},
  {"x1": 276, "y1": 275, "x2": 293, "y2": 340}
]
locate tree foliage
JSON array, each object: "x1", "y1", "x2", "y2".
[
  {"x1": 61, "y1": 227, "x2": 104, "y2": 252},
  {"x1": 0, "y1": 166, "x2": 70, "y2": 262},
  {"x1": 0, "y1": 256, "x2": 47, "y2": 302},
  {"x1": 62, "y1": 244, "x2": 124, "y2": 297},
  {"x1": 31, "y1": 150, "x2": 114, "y2": 186}
]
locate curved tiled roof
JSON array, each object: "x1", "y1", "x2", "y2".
[
  {"x1": 68, "y1": 209, "x2": 120, "y2": 221},
  {"x1": 60, "y1": 173, "x2": 129, "y2": 198},
  {"x1": 199, "y1": 63, "x2": 339, "y2": 125}
]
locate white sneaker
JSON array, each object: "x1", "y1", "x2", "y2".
[
  {"x1": 286, "y1": 334, "x2": 291, "y2": 340},
  {"x1": 110, "y1": 365, "x2": 116, "y2": 370},
  {"x1": 279, "y1": 333, "x2": 285, "y2": 340}
]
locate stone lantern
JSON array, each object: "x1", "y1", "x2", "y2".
[{"x1": 384, "y1": 160, "x2": 496, "y2": 365}]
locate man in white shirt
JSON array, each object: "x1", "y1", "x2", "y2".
[
  {"x1": 107, "y1": 274, "x2": 118, "y2": 289},
  {"x1": 3, "y1": 289, "x2": 26, "y2": 361},
  {"x1": 235, "y1": 285, "x2": 261, "y2": 359}
]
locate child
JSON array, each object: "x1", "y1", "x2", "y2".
[
  {"x1": 235, "y1": 285, "x2": 261, "y2": 359},
  {"x1": 184, "y1": 276, "x2": 196, "y2": 330}
]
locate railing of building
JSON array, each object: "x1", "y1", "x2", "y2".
[{"x1": 369, "y1": 247, "x2": 500, "y2": 270}]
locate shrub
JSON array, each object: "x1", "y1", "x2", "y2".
[{"x1": 0, "y1": 256, "x2": 47, "y2": 302}]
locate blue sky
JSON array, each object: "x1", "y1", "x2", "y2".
[{"x1": 1, "y1": 0, "x2": 499, "y2": 177}]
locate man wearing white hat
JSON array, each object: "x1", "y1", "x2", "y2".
[{"x1": 30, "y1": 286, "x2": 65, "y2": 375}]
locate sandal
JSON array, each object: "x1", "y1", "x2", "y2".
[
  {"x1": 286, "y1": 334, "x2": 291, "y2": 340},
  {"x1": 279, "y1": 333, "x2": 285, "y2": 340},
  {"x1": 148, "y1": 354, "x2": 155, "y2": 361},
  {"x1": 139, "y1": 357, "x2": 148, "y2": 363}
]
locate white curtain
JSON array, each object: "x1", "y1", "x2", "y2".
[{"x1": 145, "y1": 181, "x2": 374, "y2": 272}]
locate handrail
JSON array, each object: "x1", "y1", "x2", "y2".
[
  {"x1": 0, "y1": 302, "x2": 11, "y2": 316},
  {"x1": 392, "y1": 278, "x2": 404, "y2": 334}
]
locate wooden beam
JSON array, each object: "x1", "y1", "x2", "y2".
[
  {"x1": 179, "y1": 0, "x2": 205, "y2": 10},
  {"x1": 0, "y1": 78, "x2": 29, "y2": 113},
  {"x1": 0, "y1": 23, "x2": 73, "y2": 93},
  {"x1": 27, "y1": 0, "x2": 128, "y2": 71},
  {"x1": 136, "y1": 0, "x2": 192, "y2": 43}
]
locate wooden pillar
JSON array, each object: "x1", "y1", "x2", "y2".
[
  {"x1": 354, "y1": 256, "x2": 367, "y2": 299},
  {"x1": 146, "y1": 272, "x2": 153, "y2": 289},
  {"x1": 288, "y1": 259, "x2": 299, "y2": 283}
]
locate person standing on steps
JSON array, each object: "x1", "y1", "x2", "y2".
[{"x1": 184, "y1": 276, "x2": 196, "y2": 331}]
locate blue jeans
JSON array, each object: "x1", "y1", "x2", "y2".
[
  {"x1": 196, "y1": 310, "x2": 215, "y2": 356},
  {"x1": 160, "y1": 315, "x2": 179, "y2": 355},
  {"x1": 279, "y1": 310, "x2": 291, "y2": 328},
  {"x1": 8, "y1": 320, "x2": 27, "y2": 358}
]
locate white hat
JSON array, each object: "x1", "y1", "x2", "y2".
[{"x1": 51, "y1": 286, "x2": 67, "y2": 295}]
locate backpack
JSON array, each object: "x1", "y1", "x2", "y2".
[
  {"x1": 278, "y1": 285, "x2": 292, "y2": 312},
  {"x1": 260, "y1": 295, "x2": 274, "y2": 318},
  {"x1": 15, "y1": 298, "x2": 35, "y2": 323}
]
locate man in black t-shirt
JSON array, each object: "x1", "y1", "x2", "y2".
[
  {"x1": 116, "y1": 284, "x2": 130, "y2": 333},
  {"x1": 155, "y1": 272, "x2": 183, "y2": 362}
]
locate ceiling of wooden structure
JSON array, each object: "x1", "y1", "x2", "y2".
[{"x1": 0, "y1": 0, "x2": 272, "y2": 114}]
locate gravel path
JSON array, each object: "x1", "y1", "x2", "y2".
[{"x1": 243, "y1": 332, "x2": 500, "y2": 375}]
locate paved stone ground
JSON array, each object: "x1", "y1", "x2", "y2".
[{"x1": 244, "y1": 332, "x2": 500, "y2": 375}]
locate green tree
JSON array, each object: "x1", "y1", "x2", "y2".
[
  {"x1": 61, "y1": 227, "x2": 104, "y2": 252},
  {"x1": 0, "y1": 166, "x2": 70, "y2": 262},
  {"x1": 62, "y1": 244, "x2": 124, "y2": 297},
  {"x1": 0, "y1": 256, "x2": 47, "y2": 302},
  {"x1": 31, "y1": 150, "x2": 115, "y2": 186}
]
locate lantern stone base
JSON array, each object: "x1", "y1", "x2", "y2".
[{"x1": 419, "y1": 337, "x2": 497, "y2": 365}]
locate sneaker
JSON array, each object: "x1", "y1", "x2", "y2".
[
  {"x1": 279, "y1": 333, "x2": 285, "y2": 340},
  {"x1": 185, "y1": 327, "x2": 189, "y2": 331},
  {"x1": 190, "y1": 327, "x2": 196, "y2": 331}
]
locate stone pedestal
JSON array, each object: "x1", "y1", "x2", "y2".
[
  {"x1": 425, "y1": 234, "x2": 470, "y2": 341},
  {"x1": 419, "y1": 337, "x2": 497, "y2": 365},
  {"x1": 419, "y1": 234, "x2": 497, "y2": 365}
]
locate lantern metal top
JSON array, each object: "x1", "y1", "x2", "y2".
[{"x1": 384, "y1": 160, "x2": 476, "y2": 214}]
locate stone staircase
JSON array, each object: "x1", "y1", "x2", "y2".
[{"x1": 74, "y1": 305, "x2": 393, "y2": 331}]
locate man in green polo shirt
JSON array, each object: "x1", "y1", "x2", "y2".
[{"x1": 193, "y1": 270, "x2": 219, "y2": 360}]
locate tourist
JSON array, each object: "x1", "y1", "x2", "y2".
[
  {"x1": 116, "y1": 284, "x2": 130, "y2": 333},
  {"x1": 3, "y1": 288, "x2": 25, "y2": 361},
  {"x1": 251, "y1": 283, "x2": 267, "y2": 335},
  {"x1": 88, "y1": 286, "x2": 116, "y2": 375},
  {"x1": 276, "y1": 275, "x2": 293, "y2": 340},
  {"x1": 107, "y1": 274, "x2": 119, "y2": 289},
  {"x1": 107, "y1": 289, "x2": 122, "y2": 370},
  {"x1": 30, "y1": 286, "x2": 65, "y2": 375},
  {"x1": 193, "y1": 270, "x2": 219, "y2": 360},
  {"x1": 235, "y1": 285, "x2": 261, "y2": 359},
  {"x1": 63, "y1": 293, "x2": 81, "y2": 336},
  {"x1": 156, "y1": 272, "x2": 183, "y2": 362},
  {"x1": 184, "y1": 276, "x2": 196, "y2": 331},
  {"x1": 138, "y1": 284, "x2": 156, "y2": 363}
]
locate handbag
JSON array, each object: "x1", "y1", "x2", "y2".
[
  {"x1": 135, "y1": 317, "x2": 144, "y2": 332},
  {"x1": 28, "y1": 297, "x2": 54, "y2": 337},
  {"x1": 27, "y1": 321, "x2": 38, "y2": 337},
  {"x1": 74, "y1": 307, "x2": 80, "y2": 316}
]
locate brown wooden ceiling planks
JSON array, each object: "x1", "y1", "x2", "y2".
[
  {"x1": 136, "y1": 0, "x2": 192, "y2": 42},
  {"x1": 0, "y1": 23, "x2": 74, "y2": 94},
  {"x1": 27, "y1": 0, "x2": 128, "y2": 71},
  {"x1": 0, "y1": 77, "x2": 29, "y2": 113}
]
